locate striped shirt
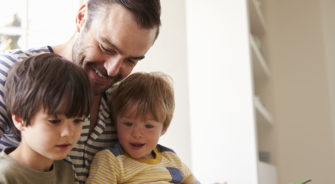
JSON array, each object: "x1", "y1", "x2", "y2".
[
  {"x1": 0, "y1": 46, "x2": 117, "y2": 184},
  {"x1": 86, "y1": 142, "x2": 198, "y2": 184}
]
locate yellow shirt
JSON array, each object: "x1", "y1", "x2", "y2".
[{"x1": 86, "y1": 143, "x2": 198, "y2": 184}]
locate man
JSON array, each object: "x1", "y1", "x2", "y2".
[{"x1": 0, "y1": 0, "x2": 161, "y2": 183}]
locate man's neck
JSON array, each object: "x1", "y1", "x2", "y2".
[{"x1": 52, "y1": 35, "x2": 75, "y2": 61}]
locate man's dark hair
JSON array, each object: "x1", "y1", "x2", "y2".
[
  {"x1": 4, "y1": 53, "x2": 93, "y2": 141},
  {"x1": 86, "y1": 0, "x2": 161, "y2": 32}
]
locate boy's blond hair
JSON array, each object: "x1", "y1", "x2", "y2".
[{"x1": 111, "y1": 72, "x2": 175, "y2": 131}]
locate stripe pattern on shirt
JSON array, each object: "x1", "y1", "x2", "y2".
[
  {"x1": 86, "y1": 143, "x2": 197, "y2": 184},
  {"x1": 66, "y1": 93, "x2": 117, "y2": 184}
]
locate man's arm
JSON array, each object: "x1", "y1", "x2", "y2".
[
  {"x1": 0, "y1": 54, "x2": 18, "y2": 151},
  {"x1": 0, "y1": 111, "x2": 19, "y2": 151}
]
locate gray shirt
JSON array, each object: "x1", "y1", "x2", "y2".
[{"x1": 0, "y1": 147, "x2": 75, "y2": 184}]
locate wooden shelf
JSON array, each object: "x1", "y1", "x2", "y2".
[
  {"x1": 254, "y1": 96, "x2": 273, "y2": 126},
  {"x1": 250, "y1": 36, "x2": 270, "y2": 81},
  {"x1": 257, "y1": 161, "x2": 277, "y2": 184},
  {"x1": 248, "y1": 0, "x2": 266, "y2": 36}
]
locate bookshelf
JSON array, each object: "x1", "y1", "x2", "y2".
[{"x1": 248, "y1": 0, "x2": 277, "y2": 183}]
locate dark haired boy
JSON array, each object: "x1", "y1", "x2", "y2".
[{"x1": 0, "y1": 53, "x2": 92, "y2": 184}]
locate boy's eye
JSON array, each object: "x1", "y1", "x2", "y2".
[
  {"x1": 145, "y1": 124, "x2": 154, "y2": 129},
  {"x1": 73, "y1": 118, "x2": 84, "y2": 124},
  {"x1": 123, "y1": 122, "x2": 133, "y2": 127},
  {"x1": 48, "y1": 119, "x2": 61, "y2": 124}
]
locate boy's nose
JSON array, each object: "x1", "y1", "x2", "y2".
[
  {"x1": 131, "y1": 126, "x2": 143, "y2": 138},
  {"x1": 60, "y1": 123, "x2": 73, "y2": 137}
]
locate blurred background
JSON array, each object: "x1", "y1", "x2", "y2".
[{"x1": 1, "y1": 0, "x2": 334, "y2": 183}]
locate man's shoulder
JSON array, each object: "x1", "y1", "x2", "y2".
[{"x1": 0, "y1": 46, "x2": 53, "y2": 63}]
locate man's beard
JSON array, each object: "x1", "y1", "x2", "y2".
[{"x1": 72, "y1": 38, "x2": 85, "y2": 67}]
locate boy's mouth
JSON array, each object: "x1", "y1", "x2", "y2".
[
  {"x1": 130, "y1": 143, "x2": 145, "y2": 149},
  {"x1": 56, "y1": 144, "x2": 71, "y2": 150}
]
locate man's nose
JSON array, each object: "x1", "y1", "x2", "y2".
[{"x1": 104, "y1": 56, "x2": 123, "y2": 77}]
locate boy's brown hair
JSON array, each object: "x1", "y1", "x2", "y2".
[
  {"x1": 111, "y1": 72, "x2": 175, "y2": 131},
  {"x1": 4, "y1": 53, "x2": 93, "y2": 141}
]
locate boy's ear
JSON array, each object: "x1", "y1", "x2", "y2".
[
  {"x1": 161, "y1": 129, "x2": 166, "y2": 136},
  {"x1": 11, "y1": 114, "x2": 25, "y2": 131}
]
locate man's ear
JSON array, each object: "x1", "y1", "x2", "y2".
[
  {"x1": 75, "y1": 3, "x2": 88, "y2": 33},
  {"x1": 11, "y1": 114, "x2": 25, "y2": 131}
]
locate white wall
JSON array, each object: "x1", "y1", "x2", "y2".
[{"x1": 186, "y1": 0, "x2": 258, "y2": 183}]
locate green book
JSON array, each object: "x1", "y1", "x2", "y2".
[{"x1": 292, "y1": 179, "x2": 312, "y2": 184}]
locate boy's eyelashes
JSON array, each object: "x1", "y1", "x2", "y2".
[
  {"x1": 145, "y1": 124, "x2": 154, "y2": 129},
  {"x1": 48, "y1": 119, "x2": 61, "y2": 124},
  {"x1": 73, "y1": 119, "x2": 85, "y2": 124},
  {"x1": 48, "y1": 118, "x2": 85, "y2": 124},
  {"x1": 123, "y1": 122, "x2": 133, "y2": 127},
  {"x1": 121, "y1": 122, "x2": 155, "y2": 129}
]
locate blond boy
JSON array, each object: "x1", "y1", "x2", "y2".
[{"x1": 87, "y1": 72, "x2": 198, "y2": 183}]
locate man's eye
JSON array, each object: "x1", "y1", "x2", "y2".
[
  {"x1": 126, "y1": 59, "x2": 137, "y2": 65},
  {"x1": 123, "y1": 122, "x2": 132, "y2": 127},
  {"x1": 100, "y1": 45, "x2": 116, "y2": 55},
  {"x1": 145, "y1": 124, "x2": 154, "y2": 129},
  {"x1": 99, "y1": 44, "x2": 107, "y2": 51},
  {"x1": 48, "y1": 119, "x2": 61, "y2": 124}
]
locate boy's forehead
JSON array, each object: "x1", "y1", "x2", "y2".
[
  {"x1": 118, "y1": 102, "x2": 164, "y2": 121},
  {"x1": 121, "y1": 109, "x2": 155, "y2": 120},
  {"x1": 121, "y1": 107, "x2": 160, "y2": 121}
]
